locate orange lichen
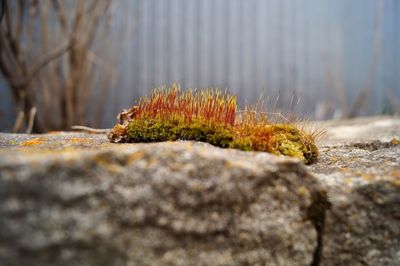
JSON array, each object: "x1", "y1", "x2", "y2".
[
  {"x1": 127, "y1": 151, "x2": 145, "y2": 164},
  {"x1": 69, "y1": 138, "x2": 93, "y2": 144},
  {"x1": 20, "y1": 138, "x2": 47, "y2": 146}
]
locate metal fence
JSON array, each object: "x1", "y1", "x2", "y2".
[
  {"x1": 114, "y1": 0, "x2": 399, "y2": 121},
  {"x1": 1, "y1": 0, "x2": 399, "y2": 129}
]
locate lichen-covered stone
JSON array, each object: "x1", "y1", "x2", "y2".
[
  {"x1": 0, "y1": 134, "x2": 322, "y2": 266},
  {"x1": 309, "y1": 143, "x2": 400, "y2": 266},
  {"x1": 309, "y1": 116, "x2": 400, "y2": 266},
  {"x1": 0, "y1": 116, "x2": 398, "y2": 266}
]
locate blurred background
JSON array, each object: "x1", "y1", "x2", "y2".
[{"x1": 0, "y1": 0, "x2": 399, "y2": 133}]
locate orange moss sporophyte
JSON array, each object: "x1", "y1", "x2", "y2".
[
  {"x1": 134, "y1": 84, "x2": 237, "y2": 125},
  {"x1": 107, "y1": 84, "x2": 319, "y2": 164}
]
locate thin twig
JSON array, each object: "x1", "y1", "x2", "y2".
[
  {"x1": 26, "y1": 106, "x2": 37, "y2": 134},
  {"x1": 12, "y1": 110, "x2": 24, "y2": 133},
  {"x1": 71, "y1": 125, "x2": 110, "y2": 134},
  {"x1": 0, "y1": 0, "x2": 5, "y2": 22}
]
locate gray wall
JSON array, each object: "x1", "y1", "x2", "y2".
[
  {"x1": 115, "y1": 0, "x2": 399, "y2": 121},
  {"x1": 1, "y1": 0, "x2": 400, "y2": 130}
]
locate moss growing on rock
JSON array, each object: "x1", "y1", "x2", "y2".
[
  {"x1": 269, "y1": 124, "x2": 319, "y2": 164},
  {"x1": 230, "y1": 124, "x2": 319, "y2": 164},
  {"x1": 108, "y1": 85, "x2": 320, "y2": 164},
  {"x1": 127, "y1": 118, "x2": 233, "y2": 148}
]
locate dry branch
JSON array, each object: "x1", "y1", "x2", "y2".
[{"x1": 0, "y1": 0, "x2": 117, "y2": 132}]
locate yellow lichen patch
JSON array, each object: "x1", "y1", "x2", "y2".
[
  {"x1": 331, "y1": 157, "x2": 338, "y2": 162},
  {"x1": 297, "y1": 186, "x2": 310, "y2": 198},
  {"x1": 391, "y1": 177, "x2": 400, "y2": 187},
  {"x1": 224, "y1": 161, "x2": 233, "y2": 169},
  {"x1": 391, "y1": 169, "x2": 400, "y2": 179},
  {"x1": 69, "y1": 138, "x2": 93, "y2": 144},
  {"x1": 47, "y1": 131, "x2": 64, "y2": 134},
  {"x1": 93, "y1": 154, "x2": 125, "y2": 173},
  {"x1": 146, "y1": 158, "x2": 157, "y2": 167},
  {"x1": 8, "y1": 140, "x2": 18, "y2": 145},
  {"x1": 344, "y1": 177, "x2": 353, "y2": 185},
  {"x1": 20, "y1": 138, "x2": 47, "y2": 147},
  {"x1": 390, "y1": 137, "x2": 399, "y2": 145},
  {"x1": 127, "y1": 151, "x2": 145, "y2": 164},
  {"x1": 361, "y1": 173, "x2": 373, "y2": 181}
]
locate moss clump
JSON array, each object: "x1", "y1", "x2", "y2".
[
  {"x1": 229, "y1": 136, "x2": 253, "y2": 151},
  {"x1": 109, "y1": 85, "x2": 320, "y2": 164},
  {"x1": 127, "y1": 118, "x2": 180, "y2": 142},
  {"x1": 178, "y1": 120, "x2": 233, "y2": 148},
  {"x1": 230, "y1": 124, "x2": 319, "y2": 164},
  {"x1": 268, "y1": 124, "x2": 319, "y2": 164},
  {"x1": 127, "y1": 118, "x2": 233, "y2": 148},
  {"x1": 127, "y1": 119, "x2": 318, "y2": 164}
]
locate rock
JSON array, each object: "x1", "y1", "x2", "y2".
[
  {"x1": 312, "y1": 115, "x2": 400, "y2": 145},
  {"x1": 0, "y1": 115, "x2": 399, "y2": 266},
  {"x1": 0, "y1": 133, "x2": 323, "y2": 266},
  {"x1": 308, "y1": 116, "x2": 400, "y2": 266}
]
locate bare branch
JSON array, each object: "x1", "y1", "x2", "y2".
[
  {"x1": 10, "y1": 39, "x2": 72, "y2": 87},
  {"x1": 0, "y1": 0, "x2": 5, "y2": 23},
  {"x1": 26, "y1": 106, "x2": 37, "y2": 134},
  {"x1": 85, "y1": 0, "x2": 111, "y2": 48},
  {"x1": 0, "y1": 0, "x2": 117, "y2": 132},
  {"x1": 15, "y1": 0, "x2": 25, "y2": 42},
  {"x1": 347, "y1": 90, "x2": 369, "y2": 118},
  {"x1": 0, "y1": 26, "x2": 24, "y2": 85},
  {"x1": 12, "y1": 110, "x2": 24, "y2": 133},
  {"x1": 52, "y1": 0, "x2": 69, "y2": 33}
]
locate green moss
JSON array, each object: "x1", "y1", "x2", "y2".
[
  {"x1": 126, "y1": 118, "x2": 318, "y2": 164},
  {"x1": 112, "y1": 87, "x2": 320, "y2": 164},
  {"x1": 267, "y1": 124, "x2": 319, "y2": 164},
  {"x1": 277, "y1": 139, "x2": 306, "y2": 161},
  {"x1": 127, "y1": 118, "x2": 180, "y2": 142},
  {"x1": 127, "y1": 118, "x2": 233, "y2": 148},
  {"x1": 229, "y1": 124, "x2": 318, "y2": 164},
  {"x1": 230, "y1": 137, "x2": 253, "y2": 151},
  {"x1": 178, "y1": 120, "x2": 233, "y2": 148}
]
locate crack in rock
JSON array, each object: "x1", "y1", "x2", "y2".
[{"x1": 307, "y1": 190, "x2": 331, "y2": 266}]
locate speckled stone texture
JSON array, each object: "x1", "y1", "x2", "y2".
[
  {"x1": 0, "y1": 115, "x2": 399, "y2": 266},
  {"x1": 308, "y1": 116, "x2": 400, "y2": 266},
  {"x1": 0, "y1": 134, "x2": 321, "y2": 266}
]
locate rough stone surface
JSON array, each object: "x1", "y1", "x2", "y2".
[
  {"x1": 0, "y1": 115, "x2": 399, "y2": 266},
  {"x1": 309, "y1": 116, "x2": 400, "y2": 266},
  {"x1": 0, "y1": 133, "x2": 322, "y2": 266}
]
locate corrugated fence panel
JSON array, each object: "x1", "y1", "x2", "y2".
[{"x1": 1, "y1": 0, "x2": 399, "y2": 129}]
